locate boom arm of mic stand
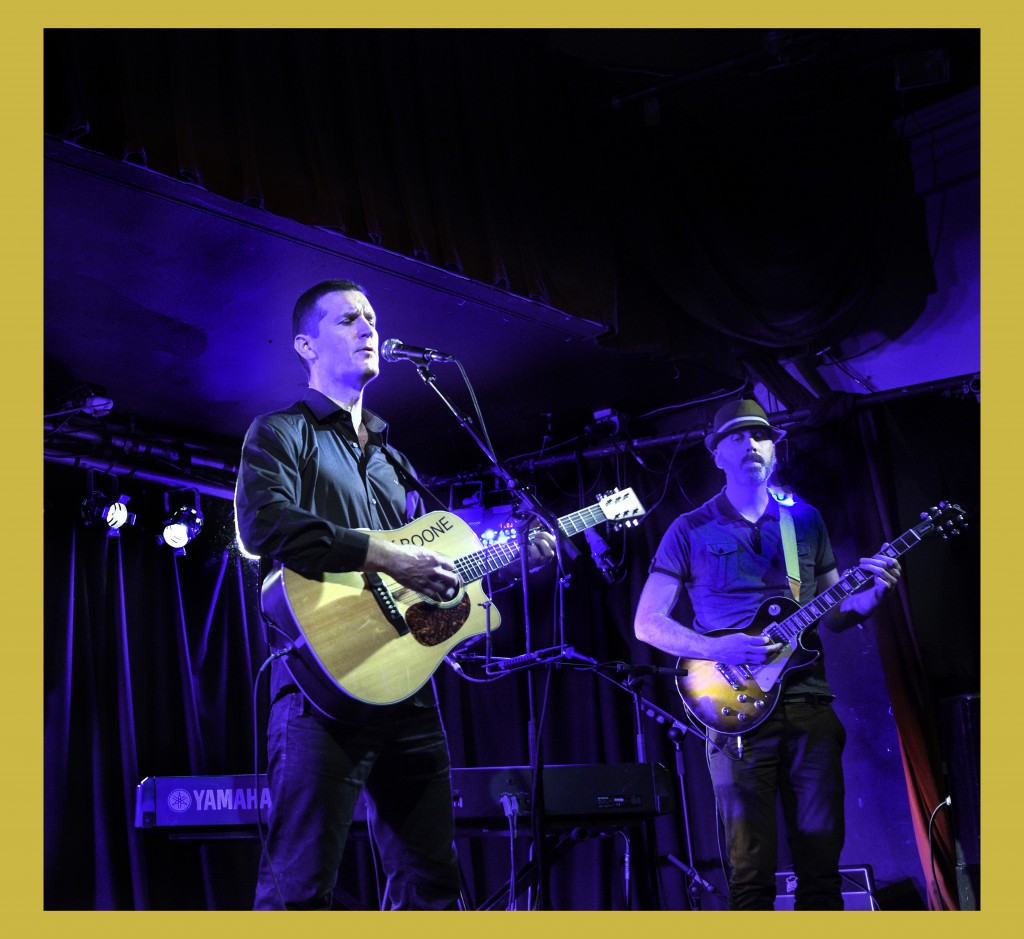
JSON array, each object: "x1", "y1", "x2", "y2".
[
  {"x1": 413, "y1": 363, "x2": 501, "y2": 470},
  {"x1": 591, "y1": 666, "x2": 692, "y2": 738},
  {"x1": 411, "y1": 363, "x2": 568, "y2": 563}
]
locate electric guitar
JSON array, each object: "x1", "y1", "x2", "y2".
[
  {"x1": 261, "y1": 489, "x2": 645, "y2": 716},
  {"x1": 675, "y1": 502, "x2": 966, "y2": 735}
]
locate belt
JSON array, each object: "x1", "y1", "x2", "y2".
[{"x1": 781, "y1": 693, "x2": 835, "y2": 705}]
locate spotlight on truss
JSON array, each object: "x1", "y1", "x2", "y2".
[
  {"x1": 158, "y1": 489, "x2": 204, "y2": 555},
  {"x1": 81, "y1": 491, "x2": 136, "y2": 533}
]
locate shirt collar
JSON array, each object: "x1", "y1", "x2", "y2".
[
  {"x1": 714, "y1": 487, "x2": 781, "y2": 525},
  {"x1": 302, "y1": 388, "x2": 389, "y2": 439}
]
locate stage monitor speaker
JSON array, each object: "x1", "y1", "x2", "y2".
[{"x1": 775, "y1": 864, "x2": 877, "y2": 910}]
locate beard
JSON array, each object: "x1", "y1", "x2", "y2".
[{"x1": 741, "y1": 452, "x2": 776, "y2": 483}]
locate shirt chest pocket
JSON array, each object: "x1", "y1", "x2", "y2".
[
  {"x1": 704, "y1": 541, "x2": 737, "y2": 589},
  {"x1": 797, "y1": 543, "x2": 815, "y2": 589}
]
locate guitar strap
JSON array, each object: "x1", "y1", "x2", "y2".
[
  {"x1": 778, "y1": 505, "x2": 801, "y2": 604},
  {"x1": 380, "y1": 441, "x2": 450, "y2": 514}
]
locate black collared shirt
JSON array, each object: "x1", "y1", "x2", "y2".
[
  {"x1": 235, "y1": 389, "x2": 432, "y2": 710},
  {"x1": 650, "y1": 488, "x2": 839, "y2": 696},
  {"x1": 235, "y1": 389, "x2": 423, "y2": 577}
]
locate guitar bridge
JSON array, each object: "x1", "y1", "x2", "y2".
[{"x1": 364, "y1": 573, "x2": 408, "y2": 636}]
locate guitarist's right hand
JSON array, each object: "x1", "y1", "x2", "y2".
[
  {"x1": 712, "y1": 632, "x2": 783, "y2": 666},
  {"x1": 363, "y1": 538, "x2": 461, "y2": 603}
]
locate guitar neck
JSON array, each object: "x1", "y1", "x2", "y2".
[
  {"x1": 558, "y1": 503, "x2": 613, "y2": 537},
  {"x1": 766, "y1": 523, "x2": 924, "y2": 646},
  {"x1": 452, "y1": 504, "x2": 606, "y2": 585}
]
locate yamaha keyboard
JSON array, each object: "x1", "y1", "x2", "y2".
[{"x1": 136, "y1": 762, "x2": 675, "y2": 837}]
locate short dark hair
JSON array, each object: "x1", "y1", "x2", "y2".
[{"x1": 292, "y1": 279, "x2": 366, "y2": 374}]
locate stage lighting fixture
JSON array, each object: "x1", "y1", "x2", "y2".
[
  {"x1": 45, "y1": 390, "x2": 114, "y2": 420},
  {"x1": 158, "y1": 490, "x2": 204, "y2": 554},
  {"x1": 81, "y1": 491, "x2": 136, "y2": 532},
  {"x1": 768, "y1": 486, "x2": 797, "y2": 506}
]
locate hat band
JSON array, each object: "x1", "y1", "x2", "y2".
[{"x1": 716, "y1": 415, "x2": 771, "y2": 436}]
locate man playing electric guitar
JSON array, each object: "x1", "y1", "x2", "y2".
[
  {"x1": 634, "y1": 399, "x2": 901, "y2": 910},
  {"x1": 235, "y1": 278, "x2": 555, "y2": 910}
]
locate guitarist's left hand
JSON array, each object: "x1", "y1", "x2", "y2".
[
  {"x1": 822, "y1": 548, "x2": 902, "y2": 630},
  {"x1": 527, "y1": 530, "x2": 557, "y2": 571},
  {"x1": 857, "y1": 549, "x2": 903, "y2": 608}
]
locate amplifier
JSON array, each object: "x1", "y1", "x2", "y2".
[{"x1": 135, "y1": 762, "x2": 675, "y2": 837}]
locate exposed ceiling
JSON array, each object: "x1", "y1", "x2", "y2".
[
  {"x1": 43, "y1": 28, "x2": 980, "y2": 493},
  {"x1": 44, "y1": 139, "x2": 728, "y2": 488}
]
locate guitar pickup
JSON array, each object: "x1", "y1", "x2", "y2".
[
  {"x1": 364, "y1": 573, "x2": 409, "y2": 636},
  {"x1": 715, "y1": 662, "x2": 743, "y2": 690}
]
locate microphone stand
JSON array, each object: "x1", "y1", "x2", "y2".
[
  {"x1": 411, "y1": 362, "x2": 562, "y2": 530},
  {"x1": 587, "y1": 662, "x2": 716, "y2": 909},
  {"x1": 411, "y1": 360, "x2": 571, "y2": 909}
]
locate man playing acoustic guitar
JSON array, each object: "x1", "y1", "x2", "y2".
[
  {"x1": 235, "y1": 279, "x2": 554, "y2": 909},
  {"x1": 634, "y1": 399, "x2": 901, "y2": 910}
]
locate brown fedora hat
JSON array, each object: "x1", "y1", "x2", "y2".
[{"x1": 704, "y1": 399, "x2": 787, "y2": 452}]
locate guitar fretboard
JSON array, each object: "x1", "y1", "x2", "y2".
[
  {"x1": 764, "y1": 525, "x2": 924, "y2": 646},
  {"x1": 453, "y1": 504, "x2": 608, "y2": 584}
]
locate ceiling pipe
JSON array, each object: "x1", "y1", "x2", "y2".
[
  {"x1": 44, "y1": 422, "x2": 239, "y2": 474},
  {"x1": 507, "y1": 371, "x2": 979, "y2": 474},
  {"x1": 44, "y1": 420, "x2": 240, "y2": 500},
  {"x1": 44, "y1": 371, "x2": 978, "y2": 499},
  {"x1": 44, "y1": 450, "x2": 237, "y2": 501}
]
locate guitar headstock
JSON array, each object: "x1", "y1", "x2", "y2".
[
  {"x1": 598, "y1": 487, "x2": 646, "y2": 529},
  {"x1": 914, "y1": 501, "x2": 968, "y2": 540}
]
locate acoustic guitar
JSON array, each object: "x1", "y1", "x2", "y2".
[{"x1": 262, "y1": 489, "x2": 645, "y2": 715}]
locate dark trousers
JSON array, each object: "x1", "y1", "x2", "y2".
[
  {"x1": 254, "y1": 691, "x2": 462, "y2": 910},
  {"x1": 708, "y1": 698, "x2": 847, "y2": 910}
]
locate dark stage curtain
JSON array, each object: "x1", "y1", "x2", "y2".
[
  {"x1": 43, "y1": 393, "x2": 978, "y2": 910},
  {"x1": 43, "y1": 473, "x2": 269, "y2": 909},
  {"x1": 42, "y1": 462, "x2": 693, "y2": 910},
  {"x1": 43, "y1": 29, "x2": 617, "y2": 329},
  {"x1": 766, "y1": 397, "x2": 976, "y2": 910},
  {"x1": 43, "y1": 29, "x2": 936, "y2": 365},
  {"x1": 854, "y1": 403, "x2": 976, "y2": 911}
]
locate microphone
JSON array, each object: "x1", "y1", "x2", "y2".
[
  {"x1": 667, "y1": 854, "x2": 727, "y2": 899},
  {"x1": 381, "y1": 338, "x2": 456, "y2": 364},
  {"x1": 584, "y1": 528, "x2": 616, "y2": 583}
]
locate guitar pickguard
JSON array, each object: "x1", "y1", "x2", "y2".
[{"x1": 406, "y1": 593, "x2": 472, "y2": 646}]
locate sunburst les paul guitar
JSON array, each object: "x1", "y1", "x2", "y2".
[
  {"x1": 261, "y1": 489, "x2": 645, "y2": 716},
  {"x1": 674, "y1": 501, "x2": 966, "y2": 735}
]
